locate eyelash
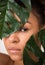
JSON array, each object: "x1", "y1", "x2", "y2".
[
  {"x1": 5, "y1": 28, "x2": 29, "y2": 38},
  {"x1": 19, "y1": 28, "x2": 28, "y2": 32}
]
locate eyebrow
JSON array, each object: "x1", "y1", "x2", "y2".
[{"x1": 27, "y1": 21, "x2": 32, "y2": 24}]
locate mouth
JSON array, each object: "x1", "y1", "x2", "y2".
[{"x1": 8, "y1": 47, "x2": 21, "y2": 54}]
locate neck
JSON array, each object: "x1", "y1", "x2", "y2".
[{"x1": 14, "y1": 60, "x2": 24, "y2": 65}]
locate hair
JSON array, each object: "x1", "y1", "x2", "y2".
[
  {"x1": 31, "y1": 0, "x2": 45, "y2": 49},
  {"x1": 14, "y1": 0, "x2": 45, "y2": 28},
  {"x1": 31, "y1": 0, "x2": 45, "y2": 27}
]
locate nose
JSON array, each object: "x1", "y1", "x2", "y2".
[{"x1": 8, "y1": 33, "x2": 20, "y2": 43}]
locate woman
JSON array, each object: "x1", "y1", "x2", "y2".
[{"x1": 0, "y1": 0, "x2": 45, "y2": 65}]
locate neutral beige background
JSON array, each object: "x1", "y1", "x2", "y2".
[{"x1": 0, "y1": 39, "x2": 8, "y2": 54}]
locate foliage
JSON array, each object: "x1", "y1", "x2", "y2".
[
  {"x1": 0, "y1": 0, "x2": 31, "y2": 38},
  {"x1": 23, "y1": 29, "x2": 45, "y2": 65}
]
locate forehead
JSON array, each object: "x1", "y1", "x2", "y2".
[{"x1": 28, "y1": 12, "x2": 39, "y2": 24}]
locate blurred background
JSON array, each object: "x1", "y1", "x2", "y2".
[{"x1": 0, "y1": 39, "x2": 8, "y2": 54}]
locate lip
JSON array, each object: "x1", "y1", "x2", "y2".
[{"x1": 8, "y1": 47, "x2": 21, "y2": 54}]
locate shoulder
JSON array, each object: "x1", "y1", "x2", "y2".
[{"x1": 0, "y1": 53, "x2": 14, "y2": 65}]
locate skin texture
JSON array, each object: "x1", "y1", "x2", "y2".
[{"x1": 3, "y1": 12, "x2": 40, "y2": 65}]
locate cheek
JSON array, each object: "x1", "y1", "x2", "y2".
[
  {"x1": 28, "y1": 12, "x2": 40, "y2": 35},
  {"x1": 19, "y1": 31, "x2": 33, "y2": 50},
  {"x1": 3, "y1": 38, "x2": 9, "y2": 49},
  {"x1": 32, "y1": 22, "x2": 39, "y2": 34}
]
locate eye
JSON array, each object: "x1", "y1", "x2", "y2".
[{"x1": 19, "y1": 27, "x2": 29, "y2": 32}]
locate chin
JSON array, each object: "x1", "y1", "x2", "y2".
[{"x1": 9, "y1": 54, "x2": 22, "y2": 61}]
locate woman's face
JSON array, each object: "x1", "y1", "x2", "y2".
[{"x1": 3, "y1": 12, "x2": 39, "y2": 61}]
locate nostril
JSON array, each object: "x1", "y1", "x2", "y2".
[
  {"x1": 12, "y1": 38, "x2": 20, "y2": 43},
  {"x1": 12, "y1": 40, "x2": 18, "y2": 43},
  {"x1": 8, "y1": 33, "x2": 20, "y2": 43}
]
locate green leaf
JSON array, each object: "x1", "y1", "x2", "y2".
[
  {"x1": 23, "y1": 29, "x2": 45, "y2": 65},
  {"x1": 38, "y1": 29, "x2": 45, "y2": 49},
  {"x1": 0, "y1": 0, "x2": 8, "y2": 38},
  {"x1": 0, "y1": 0, "x2": 31, "y2": 38}
]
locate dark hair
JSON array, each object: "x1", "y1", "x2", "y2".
[
  {"x1": 31, "y1": 0, "x2": 45, "y2": 27},
  {"x1": 14, "y1": 0, "x2": 45, "y2": 27}
]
